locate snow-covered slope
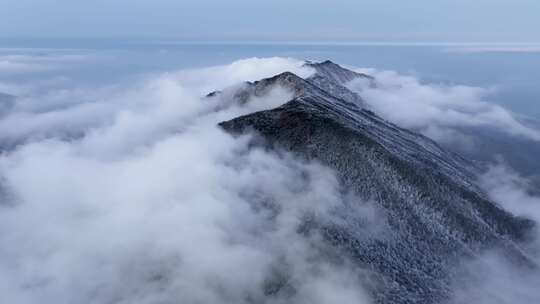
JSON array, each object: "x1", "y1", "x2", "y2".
[
  {"x1": 216, "y1": 61, "x2": 535, "y2": 304},
  {"x1": 206, "y1": 60, "x2": 370, "y2": 108},
  {"x1": 305, "y1": 60, "x2": 373, "y2": 84}
]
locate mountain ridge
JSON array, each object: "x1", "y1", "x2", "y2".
[{"x1": 215, "y1": 61, "x2": 536, "y2": 304}]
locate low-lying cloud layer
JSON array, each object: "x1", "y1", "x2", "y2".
[
  {"x1": 0, "y1": 52, "x2": 88, "y2": 75},
  {"x1": 1, "y1": 54, "x2": 540, "y2": 304},
  {"x1": 346, "y1": 69, "x2": 540, "y2": 143},
  {"x1": 345, "y1": 68, "x2": 540, "y2": 303},
  {"x1": 479, "y1": 164, "x2": 540, "y2": 228},
  {"x1": 349, "y1": 61, "x2": 540, "y2": 304},
  {"x1": 0, "y1": 57, "x2": 312, "y2": 149},
  {"x1": 0, "y1": 57, "x2": 372, "y2": 304},
  {"x1": 448, "y1": 164, "x2": 540, "y2": 304}
]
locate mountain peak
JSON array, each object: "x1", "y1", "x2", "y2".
[
  {"x1": 306, "y1": 59, "x2": 337, "y2": 66},
  {"x1": 305, "y1": 60, "x2": 373, "y2": 85},
  {"x1": 217, "y1": 64, "x2": 535, "y2": 303},
  {"x1": 252, "y1": 71, "x2": 305, "y2": 86}
]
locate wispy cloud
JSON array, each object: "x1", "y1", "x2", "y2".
[
  {"x1": 0, "y1": 52, "x2": 89, "y2": 75},
  {"x1": 448, "y1": 164, "x2": 540, "y2": 304},
  {"x1": 0, "y1": 58, "x2": 369, "y2": 304},
  {"x1": 346, "y1": 69, "x2": 540, "y2": 143}
]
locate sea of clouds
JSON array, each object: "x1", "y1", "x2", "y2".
[
  {"x1": 1, "y1": 53, "x2": 540, "y2": 303},
  {"x1": 0, "y1": 56, "x2": 375, "y2": 304}
]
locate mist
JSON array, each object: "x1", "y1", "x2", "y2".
[
  {"x1": 0, "y1": 57, "x2": 371, "y2": 304},
  {"x1": 2, "y1": 53, "x2": 540, "y2": 303},
  {"x1": 345, "y1": 65, "x2": 540, "y2": 303},
  {"x1": 346, "y1": 68, "x2": 540, "y2": 144},
  {"x1": 448, "y1": 163, "x2": 540, "y2": 304}
]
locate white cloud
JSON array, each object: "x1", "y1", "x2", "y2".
[
  {"x1": 346, "y1": 67, "x2": 540, "y2": 304},
  {"x1": 345, "y1": 63, "x2": 540, "y2": 304},
  {"x1": 4, "y1": 54, "x2": 539, "y2": 304},
  {"x1": 169, "y1": 57, "x2": 314, "y2": 96},
  {"x1": 0, "y1": 57, "x2": 369, "y2": 304},
  {"x1": 450, "y1": 252, "x2": 540, "y2": 304},
  {"x1": 479, "y1": 164, "x2": 540, "y2": 223},
  {"x1": 346, "y1": 69, "x2": 540, "y2": 143},
  {"x1": 0, "y1": 57, "x2": 312, "y2": 150},
  {"x1": 0, "y1": 59, "x2": 49, "y2": 74},
  {"x1": 448, "y1": 164, "x2": 540, "y2": 304}
]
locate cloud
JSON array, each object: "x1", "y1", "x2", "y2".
[
  {"x1": 346, "y1": 69, "x2": 540, "y2": 143},
  {"x1": 0, "y1": 57, "x2": 312, "y2": 150},
  {"x1": 0, "y1": 53, "x2": 88, "y2": 75},
  {"x1": 450, "y1": 252, "x2": 540, "y2": 304},
  {"x1": 169, "y1": 57, "x2": 314, "y2": 96},
  {"x1": 0, "y1": 59, "x2": 49, "y2": 74},
  {"x1": 448, "y1": 164, "x2": 540, "y2": 304},
  {"x1": 0, "y1": 57, "x2": 369, "y2": 304},
  {"x1": 4, "y1": 54, "x2": 539, "y2": 303},
  {"x1": 478, "y1": 164, "x2": 540, "y2": 224},
  {"x1": 346, "y1": 67, "x2": 540, "y2": 303}
]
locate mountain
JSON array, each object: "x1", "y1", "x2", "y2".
[
  {"x1": 304, "y1": 61, "x2": 540, "y2": 187},
  {"x1": 215, "y1": 61, "x2": 536, "y2": 304},
  {"x1": 206, "y1": 60, "x2": 372, "y2": 109},
  {"x1": 305, "y1": 59, "x2": 374, "y2": 84}
]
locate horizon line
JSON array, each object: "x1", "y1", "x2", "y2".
[{"x1": 1, "y1": 37, "x2": 540, "y2": 47}]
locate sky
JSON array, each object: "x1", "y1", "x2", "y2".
[{"x1": 1, "y1": 0, "x2": 540, "y2": 43}]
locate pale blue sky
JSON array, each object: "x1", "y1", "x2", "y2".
[{"x1": 1, "y1": 0, "x2": 539, "y2": 42}]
